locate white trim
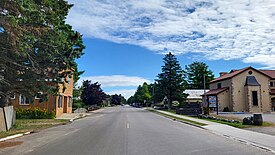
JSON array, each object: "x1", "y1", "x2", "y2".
[
  {"x1": 35, "y1": 92, "x2": 43, "y2": 99},
  {"x1": 10, "y1": 93, "x2": 15, "y2": 99},
  {"x1": 19, "y1": 94, "x2": 30, "y2": 105}
]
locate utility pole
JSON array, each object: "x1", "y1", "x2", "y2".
[
  {"x1": 203, "y1": 74, "x2": 209, "y2": 115},
  {"x1": 152, "y1": 84, "x2": 155, "y2": 107}
]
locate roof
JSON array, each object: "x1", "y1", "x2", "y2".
[
  {"x1": 183, "y1": 89, "x2": 209, "y2": 99},
  {"x1": 210, "y1": 66, "x2": 271, "y2": 83},
  {"x1": 203, "y1": 87, "x2": 228, "y2": 96},
  {"x1": 259, "y1": 70, "x2": 275, "y2": 79},
  {"x1": 245, "y1": 76, "x2": 260, "y2": 86}
]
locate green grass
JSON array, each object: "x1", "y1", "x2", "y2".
[
  {"x1": 194, "y1": 116, "x2": 274, "y2": 128},
  {"x1": 0, "y1": 119, "x2": 69, "y2": 139},
  {"x1": 147, "y1": 108, "x2": 275, "y2": 129},
  {"x1": 147, "y1": 108, "x2": 207, "y2": 126}
]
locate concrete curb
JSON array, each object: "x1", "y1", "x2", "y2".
[
  {"x1": 69, "y1": 114, "x2": 87, "y2": 122},
  {"x1": 0, "y1": 131, "x2": 31, "y2": 142},
  {"x1": 206, "y1": 129, "x2": 275, "y2": 154}
]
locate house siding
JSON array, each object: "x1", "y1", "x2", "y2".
[
  {"x1": 11, "y1": 75, "x2": 74, "y2": 117},
  {"x1": 217, "y1": 90, "x2": 230, "y2": 112},
  {"x1": 231, "y1": 69, "x2": 270, "y2": 112}
]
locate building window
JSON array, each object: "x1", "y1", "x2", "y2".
[
  {"x1": 270, "y1": 82, "x2": 274, "y2": 87},
  {"x1": 217, "y1": 83, "x2": 222, "y2": 88},
  {"x1": 35, "y1": 92, "x2": 43, "y2": 99},
  {"x1": 10, "y1": 93, "x2": 15, "y2": 99},
  {"x1": 68, "y1": 97, "x2": 72, "y2": 107},
  {"x1": 252, "y1": 91, "x2": 258, "y2": 106},
  {"x1": 19, "y1": 95, "x2": 30, "y2": 105},
  {"x1": 68, "y1": 77, "x2": 71, "y2": 84},
  {"x1": 58, "y1": 95, "x2": 63, "y2": 108}
]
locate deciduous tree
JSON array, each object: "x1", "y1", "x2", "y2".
[{"x1": 81, "y1": 81, "x2": 106, "y2": 107}]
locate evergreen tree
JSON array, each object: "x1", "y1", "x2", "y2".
[
  {"x1": 0, "y1": 0, "x2": 84, "y2": 107},
  {"x1": 184, "y1": 62, "x2": 214, "y2": 89},
  {"x1": 156, "y1": 52, "x2": 186, "y2": 109}
]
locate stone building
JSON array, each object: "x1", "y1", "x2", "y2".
[{"x1": 204, "y1": 66, "x2": 275, "y2": 113}]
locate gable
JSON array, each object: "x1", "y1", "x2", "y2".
[{"x1": 210, "y1": 66, "x2": 271, "y2": 84}]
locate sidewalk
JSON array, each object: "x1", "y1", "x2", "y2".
[
  {"x1": 56, "y1": 108, "x2": 106, "y2": 121},
  {"x1": 155, "y1": 110, "x2": 275, "y2": 152},
  {"x1": 55, "y1": 113, "x2": 89, "y2": 122}
]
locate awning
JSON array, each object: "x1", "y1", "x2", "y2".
[{"x1": 202, "y1": 87, "x2": 229, "y2": 96}]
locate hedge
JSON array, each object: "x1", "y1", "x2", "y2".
[{"x1": 16, "y1": 107, "x2": 55, "y2": 119}]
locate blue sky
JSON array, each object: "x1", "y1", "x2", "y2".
[{"x1": 67, "y1": 0, "x2": 275, "y2": 98}]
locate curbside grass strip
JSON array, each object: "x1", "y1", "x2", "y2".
[{"x1": 146, "y1": 108, "x2": 207, "y2": 127}]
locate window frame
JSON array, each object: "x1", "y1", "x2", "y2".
[
  {"x1": 58, "y1": 95, "x2": 63, "y2": 108},
  {"x1": 19, "y1": 94, "x2": 30, "y2": 105},
  {"x1": 217, "y1": 83, "x2": 222, "y2": 89},
  {"x1": 68, "y1": 96, "x2": 72, "y2": 107},
  {"x1": 10, "y1": 93, "x2": 15, "y2": 99},
  {"x1": 35, "y1": 92, "x2": 43, "y2": 99},
  {"x1": 270, "y1": 81, "x2": 274, "y2": 87},
  {"x1": 252, "y1": 91, "x2": 258, "y2": 106}
]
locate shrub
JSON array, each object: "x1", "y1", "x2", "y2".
[
  {"x1": 223, "y1": 107, "x2": 229, "y2": 112},
  {"x1": 16, "y1": 107, "x2": 55, "y2": 119}
]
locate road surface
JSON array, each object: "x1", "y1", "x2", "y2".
[{"x1": 0, "y1": 106, "x2": 273, "y2": 155}]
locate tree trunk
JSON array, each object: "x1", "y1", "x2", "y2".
[{"x1": 168, "y1": 95, "x2": 172, "y2": 110}]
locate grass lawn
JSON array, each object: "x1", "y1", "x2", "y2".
[
  {"x1": 148, "y1": 108, "x2": 275, "y2": 129},
  {"x1": 196, "y1": 117, "x2": 274, "y2": 128},
  {"x1": 0, "y1": 119, "x2": 69, "y2": 139}
]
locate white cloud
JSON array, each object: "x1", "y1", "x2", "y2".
[
  {"x1": 67, "y1": 0, "x2": 275, "y2": 68},
  {"x1": 243, "y1": 54, "x2": 275, "y2": 69},
  {"x1": 78, "y1": 75, "x2": 151, "y2": 87},
  {"x1": 105, "y1": 89, "x2": 136, "y2": 99}
]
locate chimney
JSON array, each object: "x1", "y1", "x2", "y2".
[{"x1": 219, "y1": 72, "x2": 227, "y2": 77}]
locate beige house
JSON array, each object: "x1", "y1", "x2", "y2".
[
  {"x1": 204, "y1": 66, "x2": 275, "y2": 113},
  {"x1": 11, "y1": 76, "x2": 74, "y2": 117}
]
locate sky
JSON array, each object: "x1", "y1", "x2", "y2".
[{"x1": 66, "y1": 0, "x2": 275, "y2": 99}]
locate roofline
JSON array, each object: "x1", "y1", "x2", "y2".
[
  {"x1": 201, "y1": 87, "x2": 228, "y2": 96},
  {"x1": 210, "y1": 66, "x2": 272, "y2": 84}
]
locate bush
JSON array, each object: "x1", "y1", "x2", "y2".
[
  {"x1": 16, "y1": 107, "x2": 55, "y2": 119},
  {"x1": 223, "y1": 107, "x2": 229, "y2": 112},
  {"x1": 73, "y1": 99, "x2": 86, "y2": 109}
]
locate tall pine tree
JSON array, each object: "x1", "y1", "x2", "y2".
[{"x1": 156, "y1": 52, "x2": 186, "y2": 109}]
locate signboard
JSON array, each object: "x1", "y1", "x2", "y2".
[{"x1": 208, "y1": 96, "x2": 217, "y2": 108}]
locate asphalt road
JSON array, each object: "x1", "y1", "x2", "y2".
[{"x1": 0, "y1": 106, "x2": 273, "y2": 155}]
